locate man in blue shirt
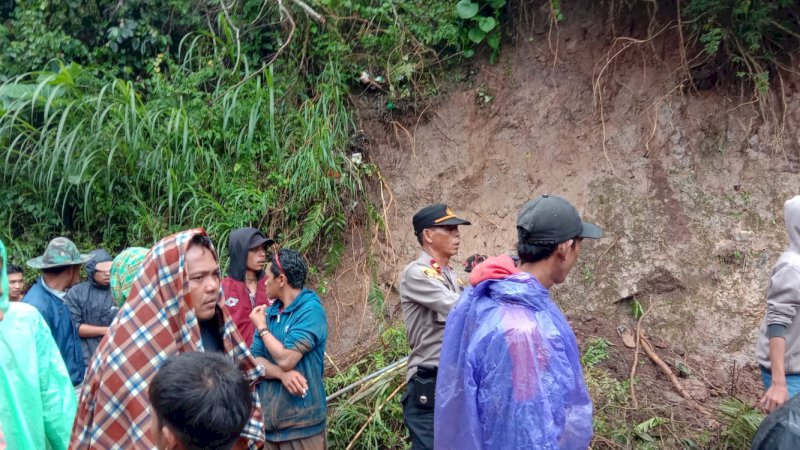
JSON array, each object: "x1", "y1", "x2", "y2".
[
  {"x1": 249, "y1": 249, "x2": 328, "y2": 449},
  {"x1": 23, "y1": 237, "x2": 92, "y2": 396}
]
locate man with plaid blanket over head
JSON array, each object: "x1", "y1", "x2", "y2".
[{"x1": 70, "y1": 229, "x2": 265, "y2": 450}]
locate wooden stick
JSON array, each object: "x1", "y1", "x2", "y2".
[
  {"x1": 639, "y1": 336, "x2": 713, "y2": 417},
  {"x1": 345, "y1": 380, "x2": 408, "y2": 450},
  {"x1": 289, "y1": 0, "x2": 325, "y2": 23},
  {"x1": 325, "y1": 351, "x2": 343, "y2": 377}
]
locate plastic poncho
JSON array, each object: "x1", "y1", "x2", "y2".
[
  {"x1": 752, "y1": 394, "x2": 800, "y2": 450},
  {"x1": 0, "y1": 239, "x2": 77, "y2": 450},
  {"x1": 435, "y1": 255, "x2": 593, "y2": 450}
]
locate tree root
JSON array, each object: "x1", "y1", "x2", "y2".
[{"x1": 638, "y1": 335, "x2": 714, "y2": 419}]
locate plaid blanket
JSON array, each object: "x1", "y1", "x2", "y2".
[
  {"x1": 70, "y1": 229, "x2": 265, "y2": 449},
  {"x1": 110, "y1": 247, "x2": 149, "y2": 306}
]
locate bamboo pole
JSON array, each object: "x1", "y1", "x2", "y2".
[{"x1": 345, "y1": 380, "x2": 408, "y2": 450}]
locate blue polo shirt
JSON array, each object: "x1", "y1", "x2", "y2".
[
  {"x1": 251, "y1": 288, "x2": 327, "y2": 442},
  {"x1": 23, "y1": 278, "x2": 86, "y2": 386}
]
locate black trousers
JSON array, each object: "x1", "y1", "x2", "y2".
[{"x1": 402, "y1": 369, "x2": 437, "y2": 450}]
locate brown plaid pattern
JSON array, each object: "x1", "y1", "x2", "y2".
[{"x1": 70, "y1": 229, "x2": 265, "y2": 449}]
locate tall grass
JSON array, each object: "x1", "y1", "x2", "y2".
[
  {"x1": 326, "y1": 327, "x2": 410, "y2": 450},
  {"x1": 0, "y1": 48, "x2": 362, "y2": 263}
]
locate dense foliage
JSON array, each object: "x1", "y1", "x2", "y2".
[
  {"x1": 4, "y1": 0, "x2": 790, "y2": 262},
  {"x1": 0, "y1": 0, "x2": 516, "y2": 268},
  {"x1": 683, "y1": 0, "x2": 800, "y2": 94}
]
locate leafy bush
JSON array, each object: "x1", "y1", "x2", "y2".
[
  {"x1": 311, "y1": 0, "x2": 466, "y2": 101},
  {"x1": 683, "y1": 0, "x2": 800, "y2": 93},
  {"x1": 0, "y1": 29, "x2": 363, "y2": 269},
  {"x1": 455, "y1": 0, "x2": 506, "y2": 62},
  {"x1": 5, "y1": 66, "x2": 356, "y2": 254},
  {"x1": 0, "y1": 0, "x2": 202, "y2": 78},
  {"x1": 0, "y1": 0, "x2": 521, "y2": 268}
]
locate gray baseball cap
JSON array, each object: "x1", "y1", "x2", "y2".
[{"x1": 517, "y1": 194, "x2": 602, "y2": 245}]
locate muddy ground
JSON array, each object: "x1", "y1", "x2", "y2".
[{"x1": 323, "y1": 0, "x2": 800, "y2": 433}]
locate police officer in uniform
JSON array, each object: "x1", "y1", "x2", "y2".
[{"x1": 400, "y1": 203, "x2": 471, "y2": 450}]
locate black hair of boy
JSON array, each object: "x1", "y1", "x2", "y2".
[
  {"x1": 268, "y1": 249, "x2": 307, "y2": 289},
  {"x1": 149, "y1": 352, "x2": 252, "y2": 450}
]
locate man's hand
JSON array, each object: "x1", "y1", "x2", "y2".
[
  {"x1": 759, "y1": 382, "x2": 790, "y2": 413},
  {"x1": 280, "y1": 370, "x2": 308, "y2": 397},
  {"x1": 249, "y1": 305, "x2": 268, "y2": 330}
]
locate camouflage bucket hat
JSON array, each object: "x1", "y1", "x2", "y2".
[{"x1": 27, "y1": 237, "x2": 93, "y2": 269}]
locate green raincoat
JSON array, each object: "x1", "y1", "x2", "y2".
[{"x1": 0, "y1": 239, "x2": 77, "y2": 450}]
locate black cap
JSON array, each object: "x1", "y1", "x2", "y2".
[
  {"x1": 516, "y1": 194, "x2": 602, "y2": 245},
  {"x1": 413, "y1": 204, "x2": 471, "y2": 236},
  {"x1": 248, "y1": 232, "x2": 274, "y2": 250}
]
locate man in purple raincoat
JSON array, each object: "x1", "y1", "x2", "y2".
[{"x1": 435, "y1": 195, "x2": 601, "y2": 449}]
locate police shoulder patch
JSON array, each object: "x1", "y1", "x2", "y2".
[{"x1": 421, "y1": 267, "x2": 446, "y2": 282}]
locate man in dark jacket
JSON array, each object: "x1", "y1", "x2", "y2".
[
  {"x1": 222, "y1": 227, "x2": 274, "y2": 346},
  {"x1": 23, "y1": 237, "x2": 93, "y2": 396},
  {"x1": 65, "y1": 249, "x2": 119, "y2": 367}
]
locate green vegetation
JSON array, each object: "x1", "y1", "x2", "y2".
[
  {"x1": 582, "y1": 337, "x2": 611, "y2": 368},
  {"x1": 326, "y1": 326, "x2": 409, "y2": 449},
  {"x1": 683, "y1": 0, "x2": 800, "y2": 95},
  {"x1": 455, "y1": 0, "x2": 505, "y2": 62},
  {"x1": 1, "y1": 60, "x2": 358, "y2": 270},
  {"x1": 0, "y1": 0, "x2": 498, "y2": 266},
  {"x1": 716, "y1": 397, "x2": 764, "y2": 449}
]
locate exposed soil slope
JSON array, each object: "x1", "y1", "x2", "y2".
[{"x1": 325, "y1": 2, "x2": 800, "y2": 421}]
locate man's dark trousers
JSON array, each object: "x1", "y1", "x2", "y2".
[{"x1": 402, "y1": 367, "x2": 436, "y2": 450}]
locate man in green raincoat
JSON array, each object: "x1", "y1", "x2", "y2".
[{"x1": 0, "y1": 239, "x2": 77, "y2": 450}]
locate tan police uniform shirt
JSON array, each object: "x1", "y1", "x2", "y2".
[{"x1": 400, "y1": 250, "x2": 461, "y2": 381}]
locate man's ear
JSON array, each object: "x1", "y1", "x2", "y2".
[
  {"x1": 422, "y1": 228, "x2": 433, "y2": 245},
  {"x1": 556, "y1": 240, "x2": 573, "y2": 259},
  {"x1": 162, "y1": 425, "x2": 183, "y2": 450}
]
